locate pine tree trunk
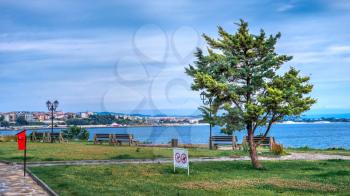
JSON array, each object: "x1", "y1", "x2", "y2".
[{"x1": 248, "y1": 129, "x2": 263, "y2": 169}]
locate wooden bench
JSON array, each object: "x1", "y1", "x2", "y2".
[
  {"x1": 93, "y1": 134, "x2": 114, "y2": 145},
  {"x1": 30, "y1": 131, "x2": 49, "y2": 142},
  {"x1": 113, "y1": 134, "x2": 137, "y2": 146},
  {"x1": 47, "y1": 132, "x2": 66, "y2": 143},
  {"x1": 210, "y1": 135, "x2": 238, "y2": 150},
  {"x1": 242, "y1": 136, "x2": 275, "y2": 149}
]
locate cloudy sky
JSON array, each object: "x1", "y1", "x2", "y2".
[{"x1": 1, "y1": 0, "x2": 350, "y2": 115}]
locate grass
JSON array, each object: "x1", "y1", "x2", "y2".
[
  {"x1": 29, "y1": 160, "x2": 350, "y2": 195},
  {"x1": 1, "y1": 141, "x2": 349, "y2": 162},
  {"x1": 0, "y1": 141, "x2": 255, "y2": 162},
  {"x1": 286, "y1": 146, "x2": 350, "y2": 156}
]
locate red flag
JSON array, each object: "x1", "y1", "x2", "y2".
[{"x1": 16, "y1": 130, "x2": 26, "y2": 150}]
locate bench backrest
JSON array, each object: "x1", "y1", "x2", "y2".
[
  {"x1": 114, "y1": 134, "x2": 133, "y2": 139},
  {"x1": 244, "y1": 136, "x2": 273, "y2": 144},
  {"x1": 211, "y1": 136, "x2": 234, "y2": 140},
  {"x1": 50, "y1": 133, "x2": 61, "y2": 137},
  {"x1": 94, "y1": 134, "x2": 111, "y2": 138},
  {"x1": 32, "y1": 132, "x2": 46, "y2": 138},
  {"x1": 211, "y1": 136, "x2": 237, "y2": 143}
]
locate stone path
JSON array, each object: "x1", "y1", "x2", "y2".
[
  {"x1": 0, "y1": 163, "x2": 48, "y2": 196},
  {"x1": 22, "y1": 153, "x2": 350, "y2": 167}
]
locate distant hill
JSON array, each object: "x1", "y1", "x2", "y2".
[{"x1": 302, "y1": 113, "x2": 350, "y2": 119}]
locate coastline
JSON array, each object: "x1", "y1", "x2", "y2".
[
  {"x1": 0, "y1": 123, "x2": 209, "y2": 131},
  {"x1": 3, "y1": 121, "x2": 350, "y2": 131}
]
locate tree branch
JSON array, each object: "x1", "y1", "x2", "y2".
[{"x1": 255, "y1": 113, "x2": 276, "y2": 146}]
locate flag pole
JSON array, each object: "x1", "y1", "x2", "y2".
[{"x1": 24, "y1": 134, "x2": 27, "y2": 177}]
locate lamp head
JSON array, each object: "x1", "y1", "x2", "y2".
[
  {"x1": 52, "y1": 100, "x2": 58, "y2": 111},
  {"x1": 53, "y1": 100, "x2": 59, "y2": 109},
  {"x1": 46, "y1": 101, "x2": 52, "y2": 110}
]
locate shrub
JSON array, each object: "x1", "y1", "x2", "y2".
[
  {"x1": 0, "y1": 135, "x2": 17, "y2": 142},
  {"x1": 326, "y1": 147, "x2": 345, "y2": 151},
  {"x1": 63, "y1": 126, "x2": 89, "y2": 140},
  {"x1": 79, "y1": 128, "x2": 89, "y2": 140},
  {"x1": 271, "y1": 142, "x2": 284, "y2": 155},
  {"x1": 241, "y1": 141, "x2": 250, "y2": 152}
]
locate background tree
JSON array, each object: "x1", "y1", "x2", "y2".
[
  {"x1": 0, "y1": 116, "x2": 10, "y2": 128},
  {"x1": 63, "y1": 125, "x2": 89, "y2": 140},
  {"x1": 16, "y1": 116, "x2": 28, "y2": 126},
  {"x1": 186, "y1": 20, "x2": 316, "y2": 169}
]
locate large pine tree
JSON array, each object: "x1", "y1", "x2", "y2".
[{"x1": 186, "y1": 20, "x2": 316, "y2": 168}]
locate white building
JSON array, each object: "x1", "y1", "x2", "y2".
[
  {"x1": 80, "y1": 111, "x2": 94, "y2": 119},
  {"x1": 24, "y1": 113, "x2": 34, "y2": 122},
  {"x1": 4, "y1": 112, "x2": 16, "y2": 122}
]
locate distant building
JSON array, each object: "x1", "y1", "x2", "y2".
[
  {"x1": 64, "y1": 112, "x2": 77, "y2": 119},
  {"x1": 34, "y1": 113, "x2": 49, "y2": 122},
  {"x1": 80, "y1": 111, "x2": 94, "y2": 119},
  {"x1": 189, "y1": 118, "x2": 200, "y2": 124},
  {"x1": 4, "y1": 112, "x2": 16, "y2": 122},
  {"x1": 55, "y1": 111, "x2": 65, "y2": 120},
  {"x1": 24, "y1": 113, "x2": 34, "y2": 122}
]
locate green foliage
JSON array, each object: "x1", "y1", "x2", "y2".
[
  {"x1": 65, "y1": 118, "x2": 90, "y2": 125},
  {"x1": 80, "y1": 129, "x2": 89, "y2": 140},
  {"x1": 63, "y1": 126, "x2": 89, "y2": 140},
  {"x1": 0, "y1": 120, "x2": 10, "y2": 127},
  {"x1": 186, "y1": 19, "x2": 316, "y2": 135},
  {"x1": 65, "y1": 114, "x2": 140, "y2": 125},
  {"x1": 15, "y1": 116, "x2": 28, "y2": 126},
  {"x1": 241, "y1": 141, "x2": 250, "y2": 152},
  {"x1": 271, "y1": 143, "x2": 284, "y2": 155}
]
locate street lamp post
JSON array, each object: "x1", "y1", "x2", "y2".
[
  {"x1": 200, "y1": 92, "x2": 213, "y2": 149},
  {"x1": 46, "y1": 100, "x2": 59, "y2": 143}
]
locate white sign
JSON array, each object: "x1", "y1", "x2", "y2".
[{"x1": 173, "y1": 148, "x2": 189, "y2": 175}]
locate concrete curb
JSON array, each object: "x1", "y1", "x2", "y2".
[
  {"x1": 0, "y1": 160, "x2": 13, "y2": 165},
  {"x1": 24, "y1": 158, "x2": 173, "y2": 167},
  {"x1": 26, "y1": 168, "x2": 59, "y2": 196}
]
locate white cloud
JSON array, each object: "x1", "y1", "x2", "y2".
[
  {"x1": 277, "y1": 4, "x2": 295, "y2": 12},
  {"x1": 328, "y1": 45, "x2": 350, "y2": 53}
]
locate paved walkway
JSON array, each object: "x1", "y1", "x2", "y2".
[
  {"x1": 21, "y1": 153, "x2": 350, "y2": 167},
  {"x1": 0, "y1": 163, "x2": 48, "y2": 196}
]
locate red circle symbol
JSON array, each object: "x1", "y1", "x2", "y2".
[
  {"x1": 181, "y1": 153, "x2": 187, "y2": 164},
  {"x1": 175, "y1": 153, "x2": 181, "y2": 163}
]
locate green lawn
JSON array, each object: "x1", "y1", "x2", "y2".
[
  {"x1": 0, "y1": 141, "x2": 253, "y2": 162},
  {"x1": 30, "y1": 160, "x2": 350, "y2": 195},
  {"x1": 286, "y1": 147, "x2": 350, "y2": 156},
  {"x1": 1, "y1": 141, "x2": 349, "y2": 162}
]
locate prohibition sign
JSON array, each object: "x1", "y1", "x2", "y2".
[
  {"x1": 175, "y1": 153, "x2": 181, "y2": 163},
  {"x1": 181, "y1": 153, "x2": 187, "y2": 164}
]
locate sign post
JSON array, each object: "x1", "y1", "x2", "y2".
[
  {"x1": 16, "y1": 130, "x2": 27, "y2": 177},
  {"x1": 173, "y1": 148, "x2": 189, "y2": 176}
]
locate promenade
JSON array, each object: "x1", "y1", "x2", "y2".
[{"x1": 0, "y1": 163, "x2": 48, "y2": 196}]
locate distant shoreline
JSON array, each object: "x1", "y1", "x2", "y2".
[
  {"x1": 2, "y1": 121, "x2": 350, "y2": 131},
  {"x1": 0, "y1": 123, "x2": 209, "y2": 131}
]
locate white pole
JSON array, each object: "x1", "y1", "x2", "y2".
[{"x1": 173, "y1": 150, "x2": 176, "y2": 173}]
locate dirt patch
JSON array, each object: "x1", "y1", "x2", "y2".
[
  {"x1": 178, "y1": 179, "x2": 260, "y2": 190},
  {"x1": 178, "y1": 178, "x2": 337, "y2": 192},
  {"x1": 264, "y1": 178, "x2": 337, "y2": 192}
]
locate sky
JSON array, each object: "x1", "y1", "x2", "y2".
[{"x1": 1, "y1": 0, "x2": 350, "y2": 115}]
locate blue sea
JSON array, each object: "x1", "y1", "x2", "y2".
[{"x1": 1, "y1": 122, "x2": 349, "y2": 149}]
